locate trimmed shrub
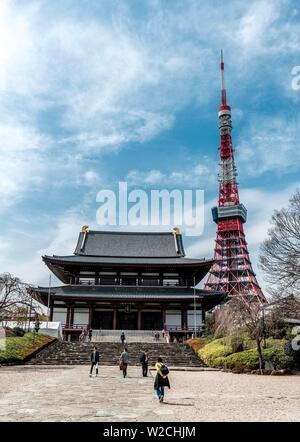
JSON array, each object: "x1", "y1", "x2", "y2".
[
  {"x1": 225, "y1": 339, "x2": 295, "y2": 371},
  {"x1": 225, "y1": 348, "x2": 259, "y2": 370},
  {"x1": 198, "y1": 338, "x2": 232, "y2": 367},
  {"x1": 214, "y1": 356, "x2": 226, "y2": 367},
  {"x1": 186, "y1": 338, "x2": 209, "y2": 354},
  {"x1": 263, "y1": 340, "x2": 295, "y2": 370},
  {"x1": 188, "y1": 335, "x2": 297, "y2": 371}
]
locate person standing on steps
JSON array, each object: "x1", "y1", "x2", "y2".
[
  {"x1": 140, "y1": 349, "x2": 149, "y2": 377},
  {"x1": 154, "y1": 357, "x2": 170, "y2": 403},
  {"x1": 119, "y1": 347, "x2": 128, "y2": 378},
  {"x1": 88, "y1": 328, "x2": 93, "y2": 342},
  {"x1": 79, "y1": 330, "x2": 85, "y2": 344},
  {"x1": 90, "y1": 346, "x2": 100, "y2": 377},
  {"x1": 120, "y1": 331, "x2": 125, "y2": 345}
]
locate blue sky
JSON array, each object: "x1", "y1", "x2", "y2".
[{"x1": 0, "y1": 0, "x2": 300, "y2": 295}]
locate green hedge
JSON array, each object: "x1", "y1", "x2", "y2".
[
  {"x1": 198, "y1": 338, "x2": 233, "y2": 367},
  {"x1": 0, "y1": 333, "x2": 56, "y2": 364},
  {"x1": 225, "y1": 348, "x2": 260, "y2": 370},
  {"x1": 262, "y1": 339, "x2": 295, "y2": 370},
  {"x1": 187, "y1": 336, "x2": 298, "y2": 371}
]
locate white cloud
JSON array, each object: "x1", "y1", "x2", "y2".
[
  {"x1": 185, "y1": 182, "x2": 300, "y2": 292},
  {"x1": 0, "y1": 0, "x2": 299, "y2": 290},
  {"x1": 237, "y1": 116, "x2": 300, "y2": 175},
  {"x1": 0, "y1": 121, "x2": 53, "y2": 206},
  {"x1": 0, "y1": 0, "x2": 298, "y2": 210},
  {"x1": 0, "y1": 208, "x2": 94, "y2": 285},
  {"x1": 84, "y1": 170, "x2": 100, "y2": 185},
  {"x1": 126, "y1": 157, "x2": 217, "y2": 187},
  {"x1": 234, "y1": 0, "x2": 280, "y2": 53}
]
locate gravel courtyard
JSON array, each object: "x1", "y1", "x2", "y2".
[{"x1": 0, "y1": 365, "x2": 299, "y2": 422}]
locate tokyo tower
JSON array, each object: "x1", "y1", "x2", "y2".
[{"x1": 205, "y1": 52, "x2": 266, "y2": 303}]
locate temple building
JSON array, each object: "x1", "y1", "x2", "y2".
[{"x1": 31, "y1": 227, "x2": 225, "y2": 340}]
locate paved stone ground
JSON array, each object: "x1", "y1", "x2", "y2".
[{"x1": 0, "y1": 365, "x2": 299, "y2": 421}]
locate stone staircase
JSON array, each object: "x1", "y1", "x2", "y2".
[
  {"x1": 27, "y1": 341, "x2": 204, "y2": 367},
  {"x1": 91, "y1": 329, "x2": 163, "y2": 343}
]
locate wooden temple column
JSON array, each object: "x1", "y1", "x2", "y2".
[
  {"x1": 161, "y1": 307, "x2": 166, "y2": 329},
  {"x1": 70, "y1": 304, "x2": 75, "y2": 327},
  {"x1": 137, "y1": 273, "x2": 142, "y2": 286},
  {"x1": 113, "y1": 306, "x2": 117, "y2": 330},
  {"x1": 66, "y1": 303, "x2": 71, "y2": 327},
  {"x1": 137, "y1": 305, "x2": 142, "y2": 330},
  {"x1": 181, "y1": 307, "x2": 188, "y2": 331},
  {"x1": 88, "y1": 304, "x2": 93, "y2": 329},
  {"x1": 159, "y1": 273, "x2": 163, "y2": 286}
]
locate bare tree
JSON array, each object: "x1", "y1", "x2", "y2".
[
  {"x1": 215, "y1": 296, "x2": 266, "y2": 372},
  {"x1": 0, "y1": 273, "x2": 33, "y2": 322},
  {"x1": 259, "y1": 189, "x2": 300, "y2": 304}
]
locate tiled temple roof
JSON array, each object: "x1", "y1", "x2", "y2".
[{"x1": 74, "y1": 230, "x2": 185, "y2": 258}]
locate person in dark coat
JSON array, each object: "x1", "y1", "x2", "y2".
[
  {"x1": 154, "y1": 357, "x2": 170, "y2": 402},
  {"x1": 140, "y1": 350, "x2": 149, "y2": 377},
  {"x1": 90, "y1": 346, "x2": 100, "y2": 377},
  {"x1": 120, "y1": 331, "x2": 125, "y2": 345},
  {"x1": 88, "y1": 328, "x2": 93, "y2": 342}
]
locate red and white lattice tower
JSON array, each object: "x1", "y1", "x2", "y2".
[{"x1": 205, "y1": 52, "x2": 266, "y2": 304}]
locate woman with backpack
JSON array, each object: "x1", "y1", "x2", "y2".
[{"x1": 154, "y1": 357, "x2": 170, "y2": 402}]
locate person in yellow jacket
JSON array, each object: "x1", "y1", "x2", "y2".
[{"x1": 154, "y1": 357, "x2": 170, "y2": 402}]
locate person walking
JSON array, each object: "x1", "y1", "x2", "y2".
[
  {"x1": 119, "y1": 347, "x2": 129, "y2": 378},
  {"x1": 120, "y1": 331, "x2": 125, "y2": 345},
  {"x1": 79, "y1": 330, "x2": 85, "y2": 345},
  {"x1": 140, "y1": 349, "x2": 149, "y2": 377},
  {"x1": 154, "y1": 357, "x2": 170, "y2": 403},
  {"x1": 84, "y1": 328, "x2": 88, "y2": 342},
  {"x1": 90, "y1": 346, "x2": 100, "y2": 377},
  {"x1": 88, "y1": 328, "x2": 93, "y2": 342}
]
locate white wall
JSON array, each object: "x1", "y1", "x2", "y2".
[
  {"x1": 73, "y1": 308, "x2": 89, "y2": 325},
  {"x1": 187, "y1": 310, "x2": 202, "y2": 328},
  {"x1": 165, "y1": 310, "x2": 181, "y2": 328},
  {"x1": 52, "y1": 307, "x2": 67, "y2": 324}
]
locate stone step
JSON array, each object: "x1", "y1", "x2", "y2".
[{"x1": 27, "y1": 340, "x2": 204, "y2": 367}]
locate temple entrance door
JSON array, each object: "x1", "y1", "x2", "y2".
[
  {"x1": 117, "y1": 312, "x2": 138, "y2": 330},
  {"x1": 141, "y1": 312, "x2": 163, "y2": 330},
  {"x1": 92, "y1": 311, "x2": 113, "y2": 329}
]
